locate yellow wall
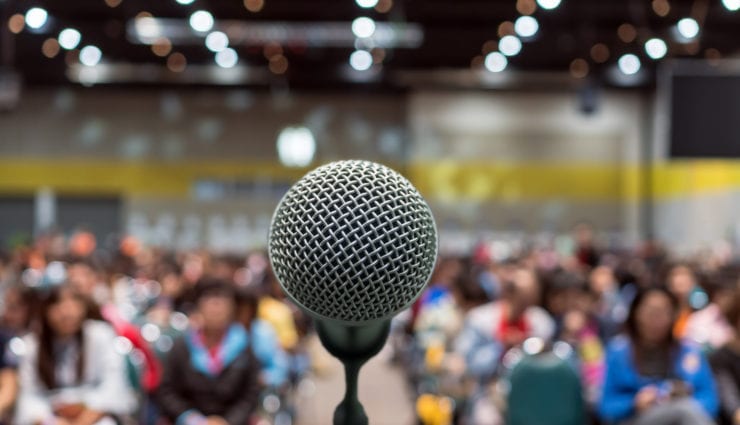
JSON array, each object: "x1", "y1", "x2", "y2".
[{"x1": 1, "y1": 157, "x2": 739, "y2": 201}]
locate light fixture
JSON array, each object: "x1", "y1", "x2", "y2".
[
  {"x1": 79, "y1": 45, "x2": 102, "y2": 67},
  {"x1": 722, "y1": 0, "x2": 740, "y2": 11},
  {"x1": 356, "y1": 0, "x2": 379, "y2": 8},
  {"x1": 352, "y1": 17, "x2": 376, "y2": 38},
  {"x1": 176, "y1": 0, "x2": 196, "y2": 4},
  {"x1": 499, "y1": 35, "x2": 522, "y2": 56},
  {"x1": 484, "y1": 52, "x2": 507, "y2": 72},
  {"x1": 677, "y1": 17, "x2": 699, "y2": 39},
  {"x1": 25, "y1": 7, "x2": 48, "y2": 30},
  {"x1": 514, "y1": 16, "x2": 539, "y2": 38},
  {"x1": 58, "y1": 28, "x2": 82, "y2": 50},
  {"x1": 349, "y1": 50, "x2": 373, "y2": 71},
  {"x1": 644, "y1": 38, "x2": 667, "y2": 59},
  {"x1": 135, "y1": 16, "x2": 161, "y2": 39},
  {"x1": 189, "y1": 10, "x2": 214, "y2": 33},
  {"x1": 536, "y1": 0, "x2": 562, "y2": 10},
  {"x1": 215, "y1": 48, "x2": 238, "y2": 68},
  {"x1": 277, "y1": 126, "x2": 316, "y2": 167},
  {"x1": 205, "y1": 31, "x2": 229, "y2": 52},
  {"x1": 618, "y1": 53, "x2": 641, "y2": 75}
]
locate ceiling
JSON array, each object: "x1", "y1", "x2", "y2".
[{"x1": 3, "y1": 0, "x2": 740, "y2": 89}]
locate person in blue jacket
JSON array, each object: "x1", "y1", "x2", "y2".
[{"x1": 599, "y1": 286, "x2": 718, "y2": 425}]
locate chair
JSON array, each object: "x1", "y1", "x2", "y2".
[{"x1": 507, "y1": 352, "x2": 586, "y2": 425}]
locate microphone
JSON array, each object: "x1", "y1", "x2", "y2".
[{"x1": 268, "y1": 160, "x2": 438, "y2": 425}]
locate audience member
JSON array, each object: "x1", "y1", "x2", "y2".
[
  {"x1": 462, "y1": 267, "x2": 555, "y2": 351},
  {"x1": 599, "y1": 287, "x2": 718, "y2": 425},
  {"x1": 15, "y1": 284, "x2": 136, "y2": 425},
  {"x1": 156, "y1": 278, "x2": 260, "y2": 425},
  {"x1": 710, "y1": 286, "x2": 740, "y2": 425}
]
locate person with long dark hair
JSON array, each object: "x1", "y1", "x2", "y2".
[
  {"x1": 710, "y1": 285, "x2": 740, "y2": 425},
  {"x1": 15, "y1": 285, "x2": 136, "y2": 425},
  {"x1": 599, "y1": 287, "x2": 718, "y2": 424}
]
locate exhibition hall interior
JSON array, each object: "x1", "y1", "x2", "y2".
[{"x1": 1, "y1": 0, "x2": 740, "y2": 424}]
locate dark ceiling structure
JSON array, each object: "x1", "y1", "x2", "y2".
[{"x1": 2, "y1": 0, "x2": 739, "y2": 89}]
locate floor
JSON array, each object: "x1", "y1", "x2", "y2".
[{"x1": 294, "y1": 336, "x2": 415, "y2": 425}]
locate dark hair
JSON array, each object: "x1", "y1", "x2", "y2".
[
  {"x1": 194, "y1": 277, "x2": 237, "y2": 304},
  {"x1": 724, "y1": 285, "x2": 740, "y2": 328},
  {"x1": 236, "y1": 286, "x2": 261, "y2": 327},
  {"x1": 37, "y1": 285, "x2": 87, "y2": 389},
  {"x1": 626, "y1": 286, "x2": 679, "y2": 344},
  {"x1": 3, "y1": 284, "x2": 37, "y2": 328},
  {"x1": 625, "y1": 287, "x2": 679, "y2": 375}
]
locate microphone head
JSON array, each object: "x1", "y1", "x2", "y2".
[{"x1": 268, "y1": 160, "x2": 438, "y2": 325}]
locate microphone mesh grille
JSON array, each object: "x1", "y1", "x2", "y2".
[{"x1": 268, "y1": 160, "x2": 438, "y2": 323}]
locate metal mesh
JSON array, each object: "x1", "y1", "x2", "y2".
[{"x1": 268, "y1": 160, "x2": 438, "y2": 323}]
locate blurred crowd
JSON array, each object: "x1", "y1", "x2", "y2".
[{"x1": 0, "y1": 224, "x2": 738, "y2": 425}]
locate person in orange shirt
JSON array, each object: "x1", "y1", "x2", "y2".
[{"x1": 666, "y1": 264, "x2": 699, "y2": 339}]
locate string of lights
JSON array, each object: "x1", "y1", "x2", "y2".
[
  {"x1": 6, "y1": 0, "x2": 739, "y2": 86},
  {"x1": 473, "y1": 0, "x2": 737, "y2": 83}
]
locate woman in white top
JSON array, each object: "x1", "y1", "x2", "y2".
[{"x1": 15, "y1": 284, "x2": 137, "y2": 425}]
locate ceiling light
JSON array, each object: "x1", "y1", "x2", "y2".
[
  {"x1": 215, "y1": 48, "x2": 238, "y2": 68},
  {"x1": 189, "y1": 10, "x2": 214, "y2": 33},
  {"x1": 514, "y1": 16, "x2": 539, "y2": 38},
  {"x1": 536, "y1": 0, "x2": 562, "y2": 10},
  {"x1": 352, "y1": 17, "x2": 376, "y2": 38},
  {"x1": 499, "y1": 35, "x2": 522, "y2": 56},
  {"x1": 205, "y1": 31, "x2": 229, "y2": 52},
  {"x1": 722, "y1": 0, "x2": 740, "y2": 11},
  {"x1": 618, "y1": 53, "x2": 641, "y2": 75},
  {"x1": 677, "y1": 17, "x2": 699, "y2": 39},
  {"x1": 277, "y1": 126, "x2": 316, "y2": 168},
  {"x1": 356, "y1": 0, "x2": 379, "y2": 8},
  {"x1": 349, "y1": 50, "x2": 373, "y2": 71},
  {"x1": 176, "y1": 0, "x2": 196, "y2": 4},
  {"x1": 58, "y1": 28, "x2": 81, "y2": 50},
  {"x1": 25, "y1": 7, "x2": 48, "y2": 30},
  {"x1": 644, "y1": 38, "x2": 667, "y2": 59},
  {"x1": 484, "y1": 52, "x2": 508, "y2": 72},
  {"x1": 79, "y1": 45, "x2": 102, "y2": 67}
]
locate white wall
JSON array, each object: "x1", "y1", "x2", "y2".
[{"x1": 408, "y1": 90, "x2": 647, "y2": 246}]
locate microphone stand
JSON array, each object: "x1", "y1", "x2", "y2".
[{"x1": 315, "y1": 318, "x2": 392, "y2": 425}]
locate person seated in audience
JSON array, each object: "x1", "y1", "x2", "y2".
[
  {"x1": 257, "y1": 270, "x2": 300, "y2": 354},
  {"x1": 599, "y1": 287, "x2": 718, "y2": 425},
  {"x1": 156, "y1": 278, "x2": 260, "y2": 425},
  {"x1": 462, "y1": 266, "x2": 555, "y2": 351},
  {"x1": 236, "y1": 287, "x2": 289, "y2": 388},
  {"x1": 1, "y1": 284, "x2": 35, "y2": 336},
  {"x1": 589, "y1": 265, "x2": 632, "y2": 339},
  {"x1": 551, "y1": 271, "x2": 606, "y2": 406},
  {"x1": 665, "y1": 263, "x2": 701, "y2": 339},
  {"x1": 0, "y1": 331, "x2": 19, "y2": 425},
  {"x1": 15, "y1": 284, "x2": 137, "y2": 425},
  {"x1": 710, "y1": 285, "x2": 740, "y2": 425},
  {"x1": 686, "y1": 267, "x2": 738, "y2": 351}
]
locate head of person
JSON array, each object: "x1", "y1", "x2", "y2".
[
  {"x1": 589, "y1": 265, "x2": 617, "y2": 296},
  {"x1": 66, "y1": 257, "x2": 101, "y2": 300},
  {"x1": 626, "y1": 287, "x2": 679, "y2": 348},
  {"x1": 666, "y1": 263, "x2": 696, "y2": 304},
  {"x1": 708, "y1": 267, "x2": 739, "y2": 317},
  {"x1": 724, "y1": 285, "x2": 740, "y2": 336},
  {"x1": 503, "y1": 267, "x2": 541, "y2": 317},
  {"x1": 236, "y1": 287, "x2": 261, "y2": 328},
  {"x1": 2, "y1": 284, "x2": 36, "y2": 333},
  {"x1": 544, "y1": 270, "x2": 587, "y2": 316},
  {"x1": 157, "y1": 261, "x2": 184, "y2": 299},
  {"x1": 194, "y1": 277, "x2": 238, "y2": 333},
  {"x1": 38, "y1": 284, "x2": 89, "y2": 389}
]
